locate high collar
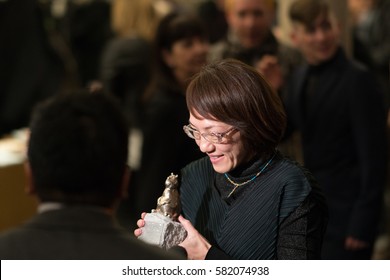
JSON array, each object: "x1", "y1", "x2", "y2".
[
  {"x1": 215, "y1": 151, "x2": 280, "y2": 201},
  {"x1": 307, "y1": 47, "x2": 345, "y2": 73}
]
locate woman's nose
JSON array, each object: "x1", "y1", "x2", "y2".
[{"x1": 197, "y1": 137, "x2": 214, "y2": 153}]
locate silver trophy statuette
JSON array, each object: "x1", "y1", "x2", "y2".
[
  {"x1": 138, "y1": 173, "x2": 187, "y2": 249},
  {"x1": 155, "y1": 173, "x2": 181, "y2": 221}
]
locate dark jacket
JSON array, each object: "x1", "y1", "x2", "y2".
[
  {"x1": 0, "y1": 206, "x2": 181, "y2": 259},
  {"x1": 283, "y1": 48, "x2": 388, "y2": 245}
]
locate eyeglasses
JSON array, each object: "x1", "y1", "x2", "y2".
[{"x1": 183, "y1": 124, "x2": 237, "y2": 144}]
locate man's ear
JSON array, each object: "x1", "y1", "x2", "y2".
[
  {"x1": 119, "y1": 166, "x2": 131, "y2": 199},
  {"x1": 24, "y1": 161, "x2": 36, "y2": 195}
]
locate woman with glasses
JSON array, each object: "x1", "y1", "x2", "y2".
[{"x1": 136, "y1": 59, "x2": 328, "y2": 259}]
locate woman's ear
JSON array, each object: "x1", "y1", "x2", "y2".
[{"x1": 24, "y1": 161, "x2": 36, "y2": 195}]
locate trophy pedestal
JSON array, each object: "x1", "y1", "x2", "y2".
[{"x1": 138, "y1": 212, "x2": 187, "y2": 250}]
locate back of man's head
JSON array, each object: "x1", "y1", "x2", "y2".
[{"x1": 27, "y1": 92, "x2": 129, "y2": 207}]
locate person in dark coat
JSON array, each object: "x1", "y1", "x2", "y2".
[
  {"x1": 283, "y1": 0, "x2": 388, "y2": 259},
  {"x1": 99, "y1": 0, "x2": 161, "y2": 127},
  {"x1": 0, "y1": 0, "x2": 63, "y2": 135},
  {"x1": 0, "y1": 92, "x2": 182, "y2": 260},
  {"x1": 67, "y1": 0, "x2": 112, "y2": 87},
  {"x1": 197, "y1": 0, "x2": 228, "y2": 44}
]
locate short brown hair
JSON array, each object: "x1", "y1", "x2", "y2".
[
  {"x1": 186, "y1": 59, "x2": 286, "y2": 157},
  {"x1": 224, "y1": 0, "x2": 275, "y2": 13},
  {"x1": 289, "y1": 0, "x2": 329, "y2": 28}
]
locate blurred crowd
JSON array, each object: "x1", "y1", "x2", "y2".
[{"x1": 1, "y1": 0, "x2": 388, "y2": 134}]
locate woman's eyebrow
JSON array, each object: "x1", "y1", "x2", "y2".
[{"x1": 189, "y1": 122, "x2": 215, "y2": 130}]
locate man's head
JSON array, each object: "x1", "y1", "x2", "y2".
[
  {"x1": 289, "y1": 0, "x2": 340, "y2": 65},
  {"x1": 26, "y1": 92, "x2": 129, "y2": 208},
  {"x1": 224, "y1": 0, "x2": 275, "y2": 49}
]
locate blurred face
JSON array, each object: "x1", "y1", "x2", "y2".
[
  {"x1": 163, "y1": 37, "x2": 209, "y2": 85},
  {"x1": 188, "y1": 112, "x2": 253, "y2": 174},
  {"x1": 226, "y1": 0, "x2": 274, "y2": 49},
  {"x1": 348, "y1": 0, "x2": 375, "y2": 18},
  {"x1": 291, "y1": 13, "x2": 340, "y2": 65}
]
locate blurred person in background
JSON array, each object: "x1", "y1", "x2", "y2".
[
  {"x1": 348, "y1": 0, "x2": 390, "y2": 260},
  {"x1": 348, "y1": 0, "x2": 389, "y2": 101},
  {"x1": 208, "y1": 0, "x2": 302, "y2": 92},
  {"x1": 197, "y1": 0, "x2": 228, "y2": 43},
  {"x1": 284, "y1": 0, "x2": 387, "y2": 259},
  {"x1": 98, "y1": 0, "x2": 166, "y2": 228},
  {"x1": 0, "y1": 0, "x2": 63, "y2": 136},
  {"x1": 67, "y1": 0, "x2": 112, "y2": 88},
  {"x1": 124, "y1": 12, "x2": 209, "y2": 229},
  {"x1": 98, "y1": 0, "x2": 164, "y2": 127}
]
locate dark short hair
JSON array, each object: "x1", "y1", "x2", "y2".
[
  {"x1": 28, "y1": 92, "x2": 129, "y2": 207},
  {"x1": 148, "y1": 12, "x2": 208, "y2": 95},
  {"x1": 289, "y1": 0, "x2": 329, "y2": 28},
  {"x1": 156, "y1": 12, "x2": 207, "y2": 52},
  {"x1": 186, "y1": 59, "x2": 286, "y2": 157}
]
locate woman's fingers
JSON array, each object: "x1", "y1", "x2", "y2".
[{"x1": 134, "y1": 228, "x2": 142, "y2": 237}]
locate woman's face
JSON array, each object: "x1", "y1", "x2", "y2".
[
  {"x1": 188, "y1": 112, "x2": 253, "y2": 174},
  {"x1": 163, "y1": 36, "x2": 209, "y2": 84}
]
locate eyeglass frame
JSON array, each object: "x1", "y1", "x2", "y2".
[{"x1": 183, "y1": 124, "x2": 237, "y2": 144}]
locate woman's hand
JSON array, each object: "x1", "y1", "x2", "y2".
[
  {"x1": 178, "y1": 215, "x2": 211, "y2": 260},
  {"x1": 255, "y1": 55, "x2": 284, "y2": 91},
  {"x1": 133, "y1": 212, "x2": 147, "y2": 237}
]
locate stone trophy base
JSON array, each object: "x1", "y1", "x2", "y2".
[{"x1": 138, "y1": 212, "x2": 187, "y2": 250}]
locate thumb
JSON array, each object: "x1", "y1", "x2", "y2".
[{"x1": 178, "y1": 215, "x2": 193, "y2": 231}]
